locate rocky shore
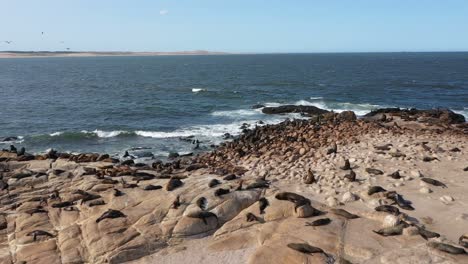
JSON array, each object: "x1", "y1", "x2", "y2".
[{"x1": 1, "y1": 108, "x2": 467, "y2": 264}]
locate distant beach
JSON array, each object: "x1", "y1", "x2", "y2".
[{"x1": 0, "y1": 50, "x2": 229, "y2": 59}]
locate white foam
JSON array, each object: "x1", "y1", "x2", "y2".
[
  {"x1": 93, "y1": 130, "x2": 128, "y2": 138},
  {"x1": 454, "y1": 107, "x2": 468, "y2": 119},
  {"x1": 192, "y1": 88, "x2": 207, "y2": 93},
  {"x1": 50, "y1": 132, "x2": 63, "y2": 136},
  {"x1": 211, "y1": 109, "x2": 261, "y2": 117},
  {"x1": 309, "y1": 97, "x2": 324, "y2": 100}
]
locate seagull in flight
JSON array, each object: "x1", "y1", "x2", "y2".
[{"x1": 4, "y1": 41, "x2": 12, "y2": 44}]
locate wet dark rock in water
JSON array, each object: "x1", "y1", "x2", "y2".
[
  {"x1": 223, "y1": 133, "x2": 233, "y2": 139},
  {"x1": 262, "y1": 105, "x2": 329, "y2": 115},
  {"x1": 251, "y1": 104, "x2": 265, "y2": 109},
  {"x1": 1, "y1": 137, "x2": 18, "y2": 142}
]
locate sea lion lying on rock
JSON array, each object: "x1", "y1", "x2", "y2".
[
  {"x1": 428, "y1": 241, "x2": 466, "y2": 255},
  {"x1": 186, "y1": 211, "x2": 218, "y2": 225},
  {"x1": 96, "y1": 209, "x2": 126, "y2": 223}
]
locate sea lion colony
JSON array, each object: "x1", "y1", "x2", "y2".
[{"x1": 0, "y1": 108, "x2": 467, "y2": 263}]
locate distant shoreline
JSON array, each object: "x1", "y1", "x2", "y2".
[{"x1": 0, "y1": 51, "x2": 230, "y2": 59}]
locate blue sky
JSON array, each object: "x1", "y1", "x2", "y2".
[{"x1": 1, "y1": 0, "x2": 467, "y2": 52}]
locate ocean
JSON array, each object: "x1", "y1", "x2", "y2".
[{"x1": 1, "y1": 53, "x2": 467, "y2": 160}]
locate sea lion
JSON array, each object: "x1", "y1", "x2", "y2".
[
  {"x1": 417, "y1": 227, "x2": 440, "y2": 240},
  {"x1": 166, "y1": 178, "x2": 183, "y2": 191},
  {"x1": 120, "y1": 178, "x2": 138, "y2": 188},
  {"x1": 223, "y1": 174, "x2": 237, "y2": 181},
  {"x1": 374, "y1": 144, "x2": 392, "y2": 151},
  {"x1": 172, "y1": 195, "x2": 181, "y2": 209},
  {"x1": 121, "y1": 159, "x2": 134, "y2": 166},
  {"x1": 246, "y1": 212, "x2": 259, "y2": 222},
  {"x1": 428, "y1": 241, "x2": 466, "y2": 254},
  {"x1": 275, "y1": 192, "x2": 310, "y2": 204},
  {"x1": 10, "y1": 145, "x2": 17, "y2": 153},
  {"x1": 330, "y1": 209, "x2": 359, "y2": 219},
  {"x1": 303, "y1": 169, "x2": 316, "y2": 184},
  {"x1": 423, "y1": 156, "x2": 439, "y2": 162},
  {"x1": 459, "y1": 235, "x2": 468, "y2": 248},
  {"x1": 373, "y1": 224, "x2": 407, "y2": 236},
  {"x1": 245, "y1": 179, "x2": 269, "y2": 189},
  {"x1": 259, "y1": 197, "x2": 269, "y2": 214},
  {"x1": 421, "y1": 177, "x2": 447, "y2": 188},
  {"x1": 389, "y1": 152, "x2": 406, "y2": 158},
  {"x1": 287, "y1": 243, "x2": 324, "y2": 254},
  {"x1": 386, "y1": 192, "x2": 414, "y2": 210},
  {"x1": 96, "y1": 209, "x2": 126, "y2": 223},
  {"x1": 344, "y1": 170, "x2": 356, "y2": 182},
  {"x1": 88, "y1": 200, "x2": 105, "y2": 207},
  {"x1": 17, "y1": 147, "x2": 25, "y2": 156},
  {"x1": 326, "y1": 143, "x2": 337, "y2": 155},
  {"x1": 450, "y1": 147, "x2": 461, "y2": 152},
  {"x1": 388, "y1": 171, "x2": 401, "y2": 179},
  {"x1": 196, "y1": 197, "x2": 207, "y2": 211},
  {"x1": 340, "y1": 159, "x2": 351, "y2": 170},
  {"x1": 208, "y1": 179, "x2": 221, "y2": 188},
  {"x1": 27, "y1": 230, "x2": 54, "y2": 241},
  {"x1": 214, "y1": 188, "x2": 230, "y2": 197},
  {"x1": 51, "y1": 201, "x2": 74, "y2": 208},
  {"x1": 368, "y1": 186, "x2": 386, "y2": 196},
  {"x1": 102, "y1": 178, "x2": 118, "y2": 185},
  {"x1": 80, "y1": 193, "x2": 101, "y2": 204},
  {"x1": 305, "y1": 218, "x2": 331, "y2": 226},
  {"x1": 375, "y1": 205, "x2": 400, "y2": 216},
  {"x1": 235, "y1": 180, "x2": 243, "y2": 191},
  {"x1": 144, "y1": 184, "x2": 162, "y2": 191},
  {"x1": 186, "y1": 211, "x2": 218, "y2": 225},
  {"x1": 113, "y1": 188, "x2": 124, "y2": 197},
  {"x1": 25, "y1": 207, "x2": 47, "y2": 216},
  {"x1": 366, "y1": 168, "x2": 384, "y2": 175},
  {"x1": 0, "y1": 180, "x2": 9, "y2": 191}
]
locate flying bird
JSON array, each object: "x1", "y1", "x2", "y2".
[{"x1": 4, "y1": 41, "x2": 12, "y2": 44}]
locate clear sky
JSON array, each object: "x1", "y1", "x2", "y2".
[{"x1": 1, "y1": 0, "x2": 468, "y2": 53}]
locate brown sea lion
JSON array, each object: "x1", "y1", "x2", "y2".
[
  {"x1": 375, "y1": 205, "x2": 400, "y2": 216},
  {"x1": 96, "y1": 209, "x2": 126, "y2": 223},
  {"x1": 305, "y1": 218, "x2": 331, "y2": 226},
  {"x1": 246, "y1": 212, "x2": 259, "y2": 222},
  {"x1": 428, "y1": 241, "x2": 466, "y2": 254},
  {"x1": 287, "y1": 243, "x2": 324, "y2": 254},
  {"x1": 259, "y1": 197, "x2": 269, "y2": 214},
  {"x1": 27, "y1": 230, "x2": 54, "y2": 241},
  {"x1": 214, "y1": 188, "x2": 230, "y2": 197},
  {"x1": 373, "y1": 224, "x2": 407, "y2": 236},
  {"x1": 208, "y1": 179, "x2": 221, "y2": 188},
  {"x1": 166, "y1": 177, "x2": 183, "y2": 191},
  {"x1": 340, "y1": 159, "x2": 351, "y2": 170},
  {"x1": 421, "y1": 177, "x2": 447, "y2": 188},
  {"x1": 186, "y1": 211, "x2": 218, "y2": 225},
  {"x1": 366, "y1": 168, "x2": 384, "y2": 175},
  {"x1": 330, "y1": 209, "x2": 359, "y2": 219},
  {"x1": 196, "y1": 197, "x2": 207, "y2": 211},
  {"x1": 368, "y1": 186, "x2": 386, "y2": 195}
]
